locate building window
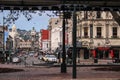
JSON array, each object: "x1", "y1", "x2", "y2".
[
  {"x1": 84, "y1": 11, "x2": 88, "y2": 19},
  {"x1": 112, "y1": 27, "x2": 117, "y2": 38},
  {"x1": 47, "y1": 43, "x2": 48, "y2": 48},
  {"x1": 84, "y1": 27, "x2": 88, "y2": 38},
  {"x1": 96, "y1": 11, "x2": 101, "y2": 18},
  {"x1": 96, "y1": 27, "x2": 102, "y2": 38}
]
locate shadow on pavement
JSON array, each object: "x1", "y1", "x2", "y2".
[
  {"x1": 93, "y1": 66, "x2": 120, "y2": 72},
  {"x1": 0, "y1": 68, "x2": 24, "y2": 73}
]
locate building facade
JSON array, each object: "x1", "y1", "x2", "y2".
[
  {"x1": 71, "y1": 11, "x2": 120, "y2": 59},
  {"x1": 9, "y1": 24, "x2": 19, "y2": 52},
  {"x1": 49, "y1": 11, "x2": 120, "y2": 59},
  {"x1": 0, "y1": 26, "x2": 4, "y2": 51},
  {"x1": 39, "y1": 29, "x2": 50, "y2": 51},
  {"x1": 49, "y1": 18, "x2": 63, "y2": 51}
]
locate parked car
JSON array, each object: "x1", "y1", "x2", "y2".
[
  {"x1": 12, "y1": 57, "x2": 21, "y2": 63},
  {"x1": 42, "y1": 55, "x2": 49, "y2": 61},
  {"x1": 42, "y1": 55, "x2": 57, "y2": 63},
  {"x1": 29, "y1": 53, "x2": 34, "y2": 57},
  {"x1": 47, "y1": 55, "x2": 57, "y2": 63}
]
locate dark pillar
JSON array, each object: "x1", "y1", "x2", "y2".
[
  {"x1": 61, "y1": 11, "x2": 67, "y2": 73},
  {"x1": 72, "y1": 5, "x2": 77, "y2": 78}
]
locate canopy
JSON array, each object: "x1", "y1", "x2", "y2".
[{"x1": 0, "y1": 0, "x2": 120, "y2": 10}]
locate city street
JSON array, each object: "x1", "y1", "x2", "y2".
[{"x1": 0, "y1": 60, "x2": 120, "y2": 80}]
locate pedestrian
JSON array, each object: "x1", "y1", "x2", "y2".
[{"x1": 57, "y1": 51, "x2": 61, "y2": 63}]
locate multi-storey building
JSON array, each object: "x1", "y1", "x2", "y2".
[
  {"x1": 68, "y1": 11, "x2": 120, "y2": 59},
  {"x1": 9, "y1": 24, "x2": 19, "y2": 52},
  {"x1": 39, "y1": 29, "x2": 50, "y2": 51},
  {"x1": 19, "y1": 40, "x2": 31, "y2": 50},
  {"x1": 0, "y1": 26, "x2": 4, "y2": 51},
  {"x1": 49, "y1": 11, "x2": 120, "y2": 59},
  {"x1": 49, "y1": 18, "x2": 63, "y2": 51}
]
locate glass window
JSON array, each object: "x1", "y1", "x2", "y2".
[
  {"x1": 84, "y1": 27, "x2": 88, "y2": 38},
  {"x1": 84, "y1": 11, "x2": 88, "y2": 19},
  {"x1": 96, "y1": 11, "x2": 101, "y2": 18},
  {"x1": 112, "y1": 27, "x2": 117, "y2": 38},
  {"x1": 96, "y1": 27, "x2": 102, "y2": 38}
]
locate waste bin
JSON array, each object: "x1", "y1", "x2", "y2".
[{"x1": 94, "y1": 58, "x2": 98, "y2": 63}]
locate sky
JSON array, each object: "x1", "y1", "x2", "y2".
[{"x1": 0, "y1": 11, "x2": 58, "y2": 32}]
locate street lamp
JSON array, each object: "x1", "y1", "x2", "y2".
[{"x1": 2, "y1": 10, "x2": 5, "y2": 63}]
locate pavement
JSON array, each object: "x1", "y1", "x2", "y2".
[{"x1": 0, "y1": 63, "x2": 120, "y2": 80}]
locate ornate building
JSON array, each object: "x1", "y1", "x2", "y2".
[
  {"x1": 9, "y1": 24, "x2": 19, "y2": 52},
  {"x1": 68, "y1": 11, "x2": 120, "y2": 59},
  {"x1": 49, "y1": 11, "x2": 120, "y2": 59},
  {"x1": 30, "y1": 27, "x2": 39, "y2": 51}
]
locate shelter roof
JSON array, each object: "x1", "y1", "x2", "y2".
[{"x1": 0, "y1": 0, "x2": 120, "y2": 10}]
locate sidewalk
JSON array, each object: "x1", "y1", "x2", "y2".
[{"x1": 0, "y1": 63, "x2": 120, "y2": 80}]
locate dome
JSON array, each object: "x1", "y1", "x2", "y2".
[{"x1": 12, "y1": 24, "x2": 17, "y2": 32}]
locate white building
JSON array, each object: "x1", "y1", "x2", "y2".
[
  {"x1": 49, "y1": 11, "x2": 120, "y2": 59},
  {"x1": 9, "y1": 24, "x2": 19, "y2": 51},
  {"x1": 49, "y1": 18, "x2": 62, "y2": 51}
]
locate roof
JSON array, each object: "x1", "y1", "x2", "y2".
[{"x1": 0, "y1": 0, "x2": 120, "y2": 10}]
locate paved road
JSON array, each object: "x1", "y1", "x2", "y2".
[{"x1": 0, "y1": 63, "x2": 120, "y2": 80}]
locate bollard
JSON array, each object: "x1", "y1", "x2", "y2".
[
  {"x1": 94, "y1": 58, "x2": 98, "y2": 63},
  {"x1": 115, "y1": 58, "x2": 119, "y2": 63}
]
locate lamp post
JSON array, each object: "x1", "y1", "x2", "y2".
[
  {"x1": 2, "y1": 11, "x2": 5, "y2": 63},
  {"x1": 72, "y1": 5, "x2": 77, "y2": 78},
  {"x1": 61, "y1": 11, "x2": 67, "y2": 73}
]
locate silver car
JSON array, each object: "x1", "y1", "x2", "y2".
[
  {"x1": 46, "y1": 55, "x2": 57, "y2": 63},
  {"x1": 12, "y1": 57, "x2": 21, "y2": 63}
]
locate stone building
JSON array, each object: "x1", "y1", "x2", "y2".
[
  {"x1": 49, "y1": 11, "x2": 120, "y2": 59},
  {"x1": 49, "y1": 18, "x2": 63, "y2": 51},
  {"x1": 9, "y1": 24, "x2": 19, "y2": 52},
  {"x1": 0, "y1": 26, "x2": 4, "y2": 51},
  {"x1": 68, "y1": 11, "x2": 120, "y2": 59}
]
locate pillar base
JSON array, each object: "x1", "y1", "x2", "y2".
[{"x1": 61, "y1": 63, "x2": 67, "y2": 73}]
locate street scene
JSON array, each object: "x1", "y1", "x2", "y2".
[{"x1": 0, "y1": 0, "x2": 120, "y2": 80}]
